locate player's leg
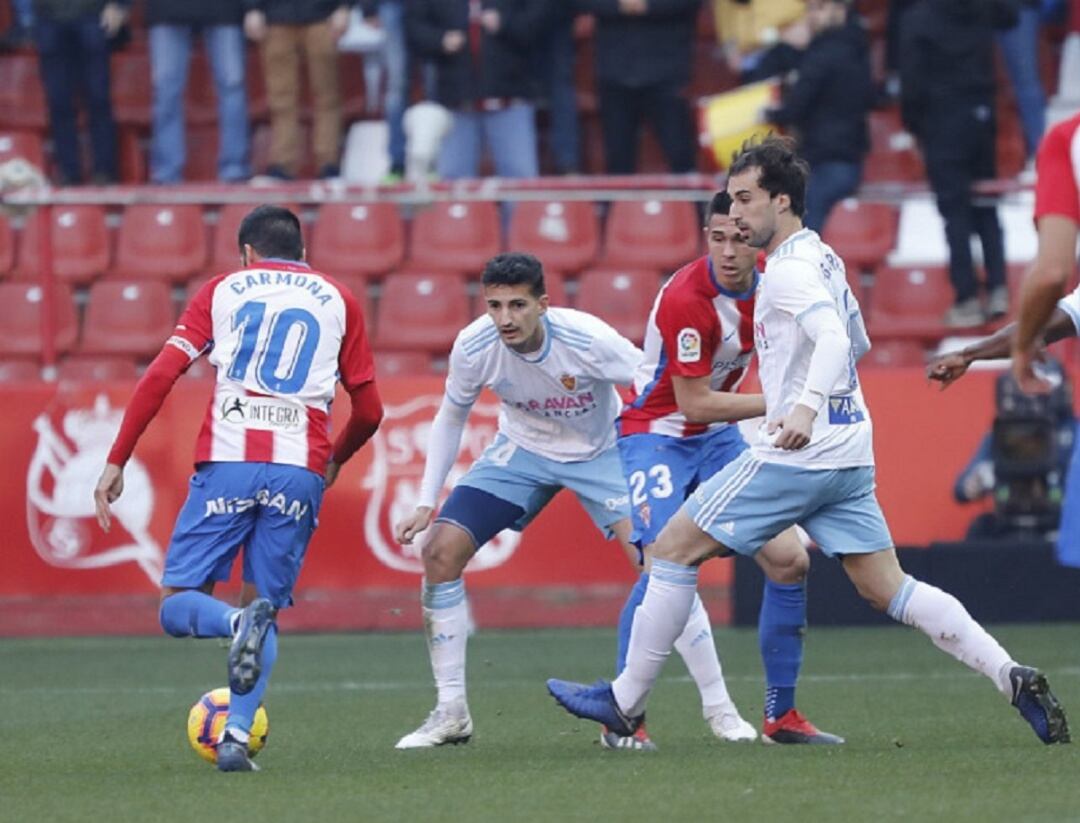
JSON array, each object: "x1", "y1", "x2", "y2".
[
  {"x1": 216, "y1": 463, "x2": 325, "y2": 771},
  {"x1": 398, "y1": 437, "x2": 547, "y2": 748},
  {"x1": 158, "y1": 464, "x2": 255, "y2": 640},
  {"x1": 549, "y1": 453, "x2": 792, "y2": 734},
  {"x1": 753, "y1": 529, "x2": 843, "y2": 744},
  {"x1": 815, "y1": 467, "x2": 1069, "y2": 744}
]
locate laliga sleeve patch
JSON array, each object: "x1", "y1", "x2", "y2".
[{"x1": 677, "y1": 328, "x2": 702, "y2": 363}]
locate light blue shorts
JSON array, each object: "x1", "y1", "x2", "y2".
[
  {"x1": 455, "y1": 433, "x2": 631, "y2": 537},
  {"x1": 617, "y1": 426, "x2": 747, "y2": 548},
  {"x1": 683, "y1": 450, "x2": 894, "y2": 557}
]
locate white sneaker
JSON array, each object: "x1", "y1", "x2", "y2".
[
  {"x1": 706, "y1": 705, "x2": 758, "y2": 742},
  {"x1": 395, "y1": 699, "x2": 473, "y2": 749}
]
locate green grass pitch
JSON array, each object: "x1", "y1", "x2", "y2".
[{"x1": 2, "y1": 624, "x2": 1078, "y2": 822}]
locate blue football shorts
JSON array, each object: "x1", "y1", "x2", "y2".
[
  {"x1": 616, "y1": 425, "x2": 748, "y2": 548},
  {"x1": 162, "y1": 461, "x2": 325, "y2": 609},
  {"x1": 1057, "y1": 435, "x2": 1080, "y2": 567},
  {"x1": 437, "y1": 433, "x2": 631, "y2": 546},
  {"x1": 683, "y1": 450, "x2": 894, "y2": 557}
]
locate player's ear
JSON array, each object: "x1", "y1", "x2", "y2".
[
  {"x1": 240, "y1": 243, "x2": 253, "y2": 267},
  {"x1": 538, "y1": 293, "x2": 550, "y2": 313},
  {"x1": 300, "y1": 245, "x2": 307, "y2": 262},
  {"x1": 776, "y1": 192, "x2": 791, "y2": 215}
]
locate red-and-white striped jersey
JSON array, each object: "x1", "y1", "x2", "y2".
[
  {"x1": 619, "y1": 256, "x2": 756, "y2": 438},
  {"x1": 170, "y1": 261, "x2": 375, "y2": 472},
  {"x1": 1035, "y1": 110, "x2": 1080, "y2": 225}
]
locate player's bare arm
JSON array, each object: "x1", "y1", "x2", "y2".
[
  {"x1": 671, "y1": 374, "x2": 765, "y2": 424},
  {"x1": 1013, "y1": 215, "x2": 1078, "y2": 393},
  {"x1": 928, "y1": 307, "x2": 1076, "y2": 389}
]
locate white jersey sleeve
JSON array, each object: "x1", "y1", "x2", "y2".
[
  {"x1": 1058, "y1": 284, "x2": 1080, "y2": 333},
  {"x1": 768, "y1": 257, "x2": 837, "y2": 321},
  {"x1": 579, "y1": 319, "x2": 643, "y2": 385},
  {"x1": 444, "y1": 325, "x2": 486, "y2": 408}
]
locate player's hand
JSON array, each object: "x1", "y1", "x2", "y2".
[
  {"x1": 1011, "y1": 345, "x2": 1053, "y2": 395},
  {"x1": 768, "y1": 404, "x2": 815, "y2": 450},
  {"x1": 395, "y1": 506, "x2": 434, "y2": 545},
  {"x1": 925, "y1": 351, "x2": 969, "y2": 390},
  {"x1": 324, "y1": 460, "x2": 342, "y2": 489},
  {"x1": 244, "y1": 10, "x2": 267, "y2": 41},
  {"x1": 94, "y1": 463, "x2": 124, "y2": 532}
]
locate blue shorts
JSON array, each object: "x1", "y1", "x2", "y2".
[
  {"x1": 162, "y1": 462, "x2": 324, "y2": 609},
  {"x1": 1057, "y1": 435, "x2": 1080, "y2": 567},
  {"x1": 617, "y1": 426, "x2": 748, "y2": 548},
  {"x1": 683, "y1": 451, "x2": 893, "y2": 558},
  {"x1": 440, "y1": 433, "x2": 630, "y2": 543}
]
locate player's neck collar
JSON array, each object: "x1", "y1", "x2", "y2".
[
  {"x1": 257, "y1": 257, "x2": 312, "y2": 270},
  {"x1": 707, "y1": 258, "x2": 759, "y2": 300},
  {"x1": 505, "y1": 314, "x2": 552, "y2": 363}
]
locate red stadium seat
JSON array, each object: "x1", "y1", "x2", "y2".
[
  {"x1": 0, "y1": 130, "x2": 45, "y2": 168},
  {"x1": 110, "y1": 51, "x2": 152, "y2": 128},
  {"x1": 209, "y1": 203, "x2": 302, "y2": 273},
  {"x1": 308, "y1": 203, "x2": 405, "y2": 277},
  {"x1": 508, "y1": 200, "x2": 600, "y2": 274},
  {"x1": 15, "y1": 205, "x2": 110, "y2": 284},
  {"x1": 0, "y1": 214, "x2": 12, "y2": 274},
  {"x1": 821, "y1": 199, "x2": 899, "y2": 273},
  {"x1": 373, "y1": 272, "x2": 471, "y2": 353},
  {"x1": 406, "y1": 201, "x2": 501, "y2": 274},
  {"x1": 57, "y1": 355, "x2": 140, "y2": 382},
  {"x1": 0, "y1": 358, "x2": 41, "y2": 382},
  {"x1": 0, "y1": 54, "x2": 47, "y2": 130},
  {"x1": 575, "y1": 268, "x2": 660, "y2": 345},
  {"x1": 374, "y1": 350, "x2": 434, "y2": 378},
  {"x1": 80, "y1": 280, "x2": 176, "y2": 358},
  {"x1": 859, "y1": 339, "x2": 927, "y2": 368},
  {"x1": 867, "y1": 265, "x2": 964, "y2": 340},
  {"x1": 601, "y1": 200, "x2": 701, "y2": 272},
  {"x1": 472, "y1": 270, "x2": 568, "y2": 315},
  {"x1": 113, "y1": 204, "x2": 208, "y2": 282},
  {"x1": 0, "y1": 281, "x2": 78, "y2": 356}
]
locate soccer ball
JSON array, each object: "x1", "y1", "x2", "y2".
[{"x1": 186, "y1": 687, "x2": 269, "y2": 764}]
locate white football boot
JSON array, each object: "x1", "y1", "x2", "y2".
[
  {"x1": 706, "y1": 704, "x2": 758, "y2": 742},
  {"x1": 395, "y1": 698, "x2": 474, "y2": 749}
]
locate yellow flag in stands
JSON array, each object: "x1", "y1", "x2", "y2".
[{"x1": 697, "y1": 79, "x2": 780, "y2": 170}]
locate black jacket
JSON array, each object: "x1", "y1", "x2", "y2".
[
  {"x1": 899, "y1": 0, "x2": 1018, "y2": 135},
  {"x1": 577, "y1": 0, "x2": 700, "y2": 89},
  {"x1": 243, "y1": 0, "x2": 351, "y2": 26},
  {"x1": 145, "y1": 0, "x2": 245, "y2": 27},
  {"x1": 34, "y1": 0, "x2": 130, "y2": 22},
  {"x1": 407, "y1": 0, "x2": 550, "y2": 109},
  {"x1": 765, "y1": 18, "x2": 874, "y2": 166}
]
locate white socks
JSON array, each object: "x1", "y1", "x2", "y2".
[
  {"x1": 613, "y1": 560, "x2": 699, "y2": 717},
  {"x1": 888, "y1": 575, "x2": 1016, "y2": 697},
  {"x1": 422, "y1": 578, "x2": 469, "y2": 706},
  {"x1": 674, "y1": 593, "x2": 733, "y2": 715}
]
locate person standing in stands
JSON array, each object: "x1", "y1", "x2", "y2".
[
  {"x1": 244, "y1": 0, "x2": 352, "y2": 180},
  {"x1": 900, "y1": 0, "x2": 1017, "y2": 328},
  {"x1": 577, "y1": 0, "x2": 701, "y2": 175}
]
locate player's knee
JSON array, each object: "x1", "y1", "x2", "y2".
[
  {"x1": 159, "y1": 592, "x2": 190, "y2": 637},
  {"x1": 420, "y1": 530, "x2": 472, "y2": 583},
  {"x1": 759, "y1": 535, "x2": 809, "y2": 585}
]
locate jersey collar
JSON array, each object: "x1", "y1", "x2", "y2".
[
  {"x1": 504, "y1": 314, "x2": 552, "y2": 363},
  {"x1": 256, "y1": 258, "x2": 312, "y2": 270},
  {"x1": 707, "y1": 257, "x2": 759, "y2": 300}
]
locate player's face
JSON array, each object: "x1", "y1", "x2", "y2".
[
  {"x1": 484, "y1": 283, "x2": 549, "y2": 353},
  {"x1": 705, "y1": 213, "x2": 756, "y2": 292},
  {"x1": 727, "y1": 167, "x2": 781, "y2": 250}
]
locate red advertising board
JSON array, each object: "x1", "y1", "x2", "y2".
[{"x1": 0, "y1": 366, "x2": 1064, "y2": 636}]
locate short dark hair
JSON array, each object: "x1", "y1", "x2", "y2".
[
  {"x1": 728, "y1": 134, "x2": 810, "y2": 219},
  {"x1": 481, "y1": 252, "x2": 546, "y2": 298},
  {"x1": 237, "y1": 205, "x2": 304, "y2": 261},
  {"x1": 708, "y1": 190, "x2": 733, "y2": 218}
]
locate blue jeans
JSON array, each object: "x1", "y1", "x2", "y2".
[
  {"x1": 437, "y1": 102, "x2": 539, "y2": 179},
  {"x1": 804, "y1": 160, "x2": 862, "y2": 233},
  {"x1": 12, "y1": 0, "x2": 33, "y2": 28},
  {"x1": 997, "y1": 6, "x2": 1046, "y2": 160},
  {"x1": 33, "y1": 14, "x2": 116, "y2": 182},
  {"x1": 150, "y1": 24, "x2": 250, "y2": 183},
  {"x1": 534, "y1": 14, "x2": 579, "y2": 173},
  {"x1": 375, "y1": 1, "x2": 408, "y2": 173}
]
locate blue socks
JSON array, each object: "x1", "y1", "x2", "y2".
[
  {"x1": 159, "y1": 590, "x2": 237, "y2": 638},
  {"x1": 616, "y1": 573, "x2": 650, "y2": 674},
  {"x1": 228, "y1": 625, "x2": 278, "y2": 737},
  {"x1": 759, "y1": 580, "x2": 806, "y2": 721}
]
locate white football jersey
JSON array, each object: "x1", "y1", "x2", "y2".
[
  {"x1": 752, "y1": 228, "x2": 874, "y2": 468},
  {"x1": 1058, "y1": 283, "x2": 1080, "y2": 333},
  {"x1": 445, "y1": 307, "x2": 643, "y2": 461}
]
